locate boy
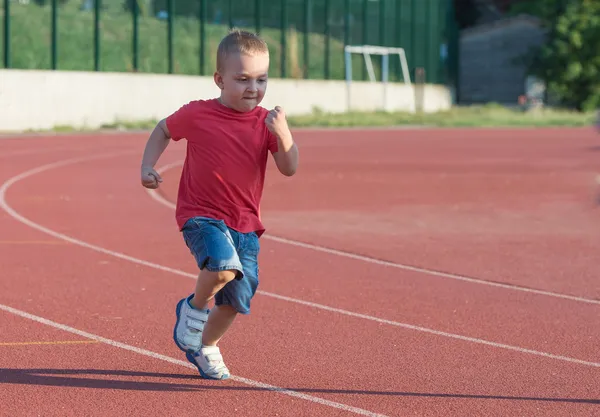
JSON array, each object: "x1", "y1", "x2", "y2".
[{"x1": 139, "y1": 29, "x2": 299, "y2": 380}]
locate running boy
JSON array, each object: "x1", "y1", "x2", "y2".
[{"x1": 139, "y1": 29, "x2": 299, "y2": 380}]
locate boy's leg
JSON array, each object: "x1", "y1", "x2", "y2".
[
  {"x1": 203, "y1": 229, "x2": 260, "y2": 346},
  {"x1": 201, "y1": 304, "x2": 238, "y2": 346},
  {"x1": 175, "y1": 217, "x2": 243, "y2": 380},
  {"x1": 188, "y1": 229, "x2": 260, "y2": 379},
  {"x1": 190, "y1": 268, "x2": 237, "y2": 311},
  {"x1": 174, "y1": 269, "x2": 237, "y2": 355}
]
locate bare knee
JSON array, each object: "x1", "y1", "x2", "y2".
[
  {"x1": 214, "y1": 269, "x2": 237, "y2": 286},
  {"x1": 193, "y1": 269, "x2": 239, "y2": 310}
]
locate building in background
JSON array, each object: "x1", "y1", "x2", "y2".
[{"x1": 456, "y1": 0, "x2": 547, "y2": 105}]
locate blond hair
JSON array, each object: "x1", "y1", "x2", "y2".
[{"x1": 216, "y1": 29, "x2": 269, "y2": 73}]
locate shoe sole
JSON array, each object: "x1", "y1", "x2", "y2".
[{"x1": 186, "y1": 351, "x2": 230, "y2": 380}]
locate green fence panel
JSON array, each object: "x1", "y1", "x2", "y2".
[{"x1": 0, "y1": 0, "x2": 459, "y2": 88}]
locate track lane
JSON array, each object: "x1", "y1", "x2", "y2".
[
  {"x1": 7, "y1": 150, "x2": 598, "y2": 365},
  {"x1": 1, "y1": 130, "x2": 599, "y2": 417}
]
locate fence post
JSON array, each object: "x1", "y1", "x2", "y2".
[
  {"x1": 411, "y1": 0, "x2": 417, "y2": 80},
  {"x1": 200, "y1": 0, "x2": 206, "y2": 75},
  {"x1": 132, "y1": 0, "x2": 139, "y2": 71},
  {"x1": 415, "y1": 67, "x2": 425, "y2": 112},
  {"x1": 324, "y1": 0, "x2": 330, "y2": 79},
  {"x1": 94, "y1": 0, "x2": 101, "y2": 71},
  {"x1": 362, "y1": 0, "x2": 367, "y2": 80},
  {"x1": 3, "y1": 0, "x2": 10, "y2": 68},
  {"x1": 344, "y1": 0, "x2": 350, "y2": 45},
  {"x1": 255, "y1": 0, "x2": 261, "y2": 34},
  {"x1": 446, "y1": 0, "x2": 460, "y2": 103},
  {"x1": 395, "y1": 0, "x2": 401, "y2": 81},
  {"x1": 167, "y1": 0, "x2": 173, "y2": 73},
  {"x1": 303, "y1": 0, "x2": 310, "y2": 79},
  {"x1": 51, "y1": 0, "x2": 58, "y2": 69},
  {"x1": 343, "y1": 0, "x2": 349, "y2": 80},
  {"x1": 379, "y1": 0, "x2": 385, "y2": 46},
  {"x1": 280, "y1": 0, "x2": 287, "y2": 78},
  {"x1": 424, "y1": 0, "x2": 431, "y2": 84}
]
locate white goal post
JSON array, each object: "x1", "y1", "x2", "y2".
[{"x1": 344, "y1": 45, "x2": 412, "y2": 112}]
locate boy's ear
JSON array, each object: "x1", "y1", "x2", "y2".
[{"x1": 213, "y1": 71, "x2": 224, "y2": 90}]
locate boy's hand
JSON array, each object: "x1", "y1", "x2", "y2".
[
  {"x1": 265, "y1": 106, "x2": 291, "y2": 139},
  {"x1": 141, "y1": 166, "x2": 163, "y2": 189}
]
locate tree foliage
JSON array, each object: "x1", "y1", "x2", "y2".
[
  {"x1": 515, "y1": 0, "x2": 600, "y2": 111},
  {"x1": 507, "y1": 0, "x2": 564, "y2": 20}
]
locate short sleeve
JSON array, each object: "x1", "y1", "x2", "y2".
[
  {"x1": 165, "y1": 101, "x2": 196, "y2": 141},
  {"x1": 266, "y1": 129, "x2": 279, "y2": 154}
]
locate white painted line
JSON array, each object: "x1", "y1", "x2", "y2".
[
  {"x1": 1, "y1": 154, "x2": 599, "y2": 369},
  {"x1": 260, "y1": 291, "x2": 600, "y2": 368},
  {"x1": 0, "y1": 303, "x2": 388, "y2": 417},
  {"x1": 150, "y1": 160, "x2": 600, "y2": 307}
]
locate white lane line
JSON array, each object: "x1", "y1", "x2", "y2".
[
  {"x1": 0, "y1": 303, "x2": 388, "y2": 417},
  {"x1": 1, "y1": 154, "x2": 599, "y2": 369},
  {"x1": 149, "y1": 161, "x2": 600, "y2": 306},
  {"x1": 260, "y1": 291, "x2": 600, "y2": 367}
]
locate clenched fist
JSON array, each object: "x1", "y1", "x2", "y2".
[
  {"x1": 141, "y1": 166, "x2": 163, "y2": 189},
  {"x1": 265, "y1": 106, "x2": 291, "y2": 139}
]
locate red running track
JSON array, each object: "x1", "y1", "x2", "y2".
[{"x1": 0, "y1": 128, "x2": 599, "y2": 416}]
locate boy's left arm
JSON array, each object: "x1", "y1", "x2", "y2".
[{"x1": 266, "y1": 106, "x2": 299, "y2": 176}]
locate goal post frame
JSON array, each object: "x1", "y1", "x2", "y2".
[{"x1": 344, "y1": 45, "x2": 412, "y2": 112}]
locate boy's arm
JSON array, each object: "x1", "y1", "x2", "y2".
[
  {"x1": 140, "y1": 119, "x2": 171, "y2": 189},
  {"x1": 265, "y1": 106, "x2": 299, "y2": 177}
]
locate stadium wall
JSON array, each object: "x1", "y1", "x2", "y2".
[{"x1": 0, "y1": 69, "x2": 452, "y2": 132}]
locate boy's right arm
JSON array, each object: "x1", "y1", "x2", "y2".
[{"x1": 140, "y1": 119, "x2": 172, "y2": 189}]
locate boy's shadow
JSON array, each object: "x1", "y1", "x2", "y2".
[{"x1": 0, "y1": 368, "x2": 598, "y2": 405}]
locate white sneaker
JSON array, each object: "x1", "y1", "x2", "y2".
[
  {"x1": 173, "y1": 295, "x2": 209, "y2": 353},
  {"x1": 186, "y1": 345, "x2": 231, "y2": 380}
]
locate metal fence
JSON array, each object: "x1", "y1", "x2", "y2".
[{"x1": 1, "y1": 0, "x2": 459, "y2": 85}]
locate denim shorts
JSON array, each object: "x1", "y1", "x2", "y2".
[{"x1": 181, "y1": 216, "x2": 260, "y2": 315}]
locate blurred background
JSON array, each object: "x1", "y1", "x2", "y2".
[{"x1": 1, "y1": 0, "x2": 598, "y2": 130}]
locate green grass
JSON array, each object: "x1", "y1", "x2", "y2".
[
  {"x1": 89, "y1": 106, "x2": 594, "y2": 130},
  {"x1": 286, "y1": 104, "x2": 598, "y2": 128},
  {"x1": 93, "y1": 104, "x2": 596, "y2": 131}
]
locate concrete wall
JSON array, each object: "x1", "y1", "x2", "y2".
[
  {"x1": 459, "y1": 15, "x2": 546, "y2": 104},
  {"x1": 0, "y1": 69, "x2": 452, "y2": 132}
]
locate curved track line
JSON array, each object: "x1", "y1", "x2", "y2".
[
  {"x1": 0, "y1": 153, "x2": 388, "y2": 417},
  {"x1": 1, "y1": 154, "x2": 599, "y2": 369},
  {"x1": 0, "y1": 304, "x2": 387, "y2": 417},
  {"x1": 149, "y1": 161, "x2": 600, "y2": 306}
]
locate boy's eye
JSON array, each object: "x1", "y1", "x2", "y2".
[{"x1": 236, "y1": 77, "x2": 267, "y2": 83}]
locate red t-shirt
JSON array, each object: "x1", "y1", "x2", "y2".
[{"x1": 165, "y1": 98, "x2": 278, "y2": 236}]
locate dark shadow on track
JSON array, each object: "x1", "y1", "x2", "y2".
[{"x1": 1, "y1": 368, "x2": 598, "y2": 404}]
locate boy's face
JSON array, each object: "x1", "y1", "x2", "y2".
[{"x1": 214, "y1": 51, "x2": 269, "y2": 113}]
